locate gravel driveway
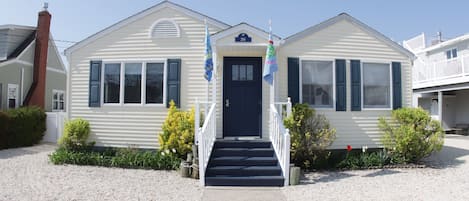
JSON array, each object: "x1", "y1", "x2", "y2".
[
  {"x1": 283, "y1": 134, "x2": 469, "y2": 201},
  {"x1": 1, "y1": 135, "x2": 469, "y2": 201}
]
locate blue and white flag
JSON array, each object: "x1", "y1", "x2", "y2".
[
  {"x1": 204, "y1": 23, "x2": 213, "y2": 82},
  {"x1": 262, "y1": 22, "x2": 278, "y2": 85}
]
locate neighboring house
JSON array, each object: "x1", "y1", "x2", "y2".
[
  {"x1": 0, "y1": 7, "x2": 67, "y2": 112},
  {"x1": 405, "y1": 33, "x2": 469, "y2": 132},
  {"x1": 65, "y1": 1, "x2": 413, "y2": 186}
]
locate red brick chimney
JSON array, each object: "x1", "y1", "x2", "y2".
[{"x1": 24, "y1": 3, "x2": 51, "y2": 108}]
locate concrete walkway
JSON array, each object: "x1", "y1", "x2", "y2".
[{"x1": 202, "y1": 187, "x2": 286, "y2": 201}]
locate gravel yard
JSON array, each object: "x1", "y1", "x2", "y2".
[
  {"x1": 283, "y1": 134, "x2": 469, "y2": 201},
  {"x1": 0, "y1": 144, "x2": 202, "y2": 201},
  {"x1": 1, "y1": 134, "x2": 469, "y2": 201}
]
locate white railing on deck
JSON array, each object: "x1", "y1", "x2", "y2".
[
  {"x1": 195, "y1": 100, "x2": 216, "y2": 186},
  {"x1": 270, "y1": 98, "x2": 292, "y2": 186},
  {"x1": 414, "y1": 54, "x2": 469, "y2": 84}
]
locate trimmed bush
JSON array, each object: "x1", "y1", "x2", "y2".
[
  {"x1": 49, "y1": 147, "x2": 180, "y2": 170},
  {"x1": 0, "y1": 112, "x2": 10, "y2": 149},
  {"x1": 379, "y1": 107, "x2": 444, "y2": 163},
  {"x1": 6, "y1": 106, "x2": 46, "y2": 148},
  {"x1": 59, "y1": 118, "x2": 92, "y2": 150},
  {"x1": 284, "y1": 103, "x2": 336, "y2": 170},
  {"x1": 159, "y1": 101, "x2": 195, "y2": 159}
]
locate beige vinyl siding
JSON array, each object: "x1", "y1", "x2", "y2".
[
  {"x1": 68, "y1": 7, "x2": 222, "y2": 149},
  {"x1": 277, "y1": 19, "x2": 412, "y2": 149}
]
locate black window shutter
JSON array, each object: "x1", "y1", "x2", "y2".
[
  {"x1": 351, "y1": 60, "x2": 361, "y2": 111},
  {"x1": 392, "y1": 62, "x2": 402, "y2": 109},
  {"x1": 167, "y1": 59, "x2": 181, "y2": 108},
  {"x1": 335, "y1": 59, "x2": 346, "y2": 111},
  {"x1": 89, "y1": 60, "x2": 102, "y2": 107},
  {"x1": 288, "y1": 57, "x2": 300, "y2": 104}
]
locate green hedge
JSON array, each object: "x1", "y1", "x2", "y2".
[
  {"x1": 0, "y1": 106, "x2": 47, "y2": 149},
  {"x1": 49, "y1": 147, "x2": 181, "y2": 170},
  {"x1": 0, "y1": 112, "x2": 10, "y2": 149}
]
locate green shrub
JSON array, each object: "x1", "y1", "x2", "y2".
[
  {"x1": 0, "y1": 112, "x2": 10, "y2": 149},
  {"x1": 159, "y1": 101, "x2": 195, "y2": 159},
  {"x1": 337, "y1": 150, "x2": 390, "y2": 169},
  {"x1": 58, "y1": 118, "x2": 93, "y2": 150},
  {"x1": 49, "y1": 147, "x2": 180, "y2": 170},
  {"x1": 379, "y1": 107, "x2": 444, "y2": 163},
  {"x1": 284, "y1": 103, "x2": 336, "y2": 170},
  {"x1": 6, "y1": 106, "x2": 46, "y2": 148}
]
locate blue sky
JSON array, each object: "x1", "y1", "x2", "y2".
[{"x1": 1, "y1": 0, "x2": 469, "y2": 58}]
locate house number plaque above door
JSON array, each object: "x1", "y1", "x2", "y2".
[{"x1": 235, "y1": 33, "x2": 252, "y2": 43}]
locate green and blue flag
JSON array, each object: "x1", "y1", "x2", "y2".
[
  {"x1": 204, "y1": 23, "x2": 213, "y2": 82},
  {"x1": 262, "y1": 23, "x2": 277, "y2": 85}
]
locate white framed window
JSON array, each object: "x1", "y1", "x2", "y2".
[
  {"x1": 101, "y1": 61, "x2": 166, "y2": 106},
  {"x1": 52, "y1": 90, "x2": 65, "y2": 111},
  {"x1": 446, "y1": 48, "x2": 458, "y2": 59},
  {"x1": 362, "y1": 62, "x2": 392, "y2": 109},
  {"x1": 7, "y1": 84, "x2": 19, "y2": 109},
  {"x1": 300, "y1": 60, "x2": 335, "y2": 109}
]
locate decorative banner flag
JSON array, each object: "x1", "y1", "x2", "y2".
[
  {"x1": 262, "y1": 21, "x2": 278, "y2": 85},
  {"x1": 204, "y1": 23, "x2": 213, "y2": 82}
]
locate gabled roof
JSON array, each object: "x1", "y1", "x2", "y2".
[
  {"x1": 284, "y1": 13, "x2": 415, "y2": 59},
  {"x1": 211, "y1": 22, "x2": 281, "y2": 43},
  {"x1": 65, "y1": 0, "x2": 231, "y2": 57},
  {"x1": 0, "y1": 25, "x2": 36, "y2": 62}
]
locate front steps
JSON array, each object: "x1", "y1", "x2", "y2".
[{"x1": 205, "y1": 140, "x2": 285, "y2": 186}]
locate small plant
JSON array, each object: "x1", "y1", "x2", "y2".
[
  {"x1": 337, "y1": 145, "x2": 391, "y2": 169},
  {"x1": 58, "y1": 118, "x2": 93, "y2": 150},
  {"x1": 49, "y1": 147, "x2": 180, "y2": 170},
  {"x1": 6, "y1": 106, "x2": 46, "y2": 148},
  {"x1": 379, "y1": 107, "x2": 444, "y2": 163},
  {"x1": 159, "y1": 101, "x2": 195, "y2": 159},
  {"x1": 284, "y1": 103, "x2": 336, "y2": 170}
]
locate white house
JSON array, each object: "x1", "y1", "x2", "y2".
[
  {"x1": 65, "y1": 1, "x2": 414, "y2": 186},
  {"x1": 405, "y1": 33, "x2": 469, "y2": 133}
]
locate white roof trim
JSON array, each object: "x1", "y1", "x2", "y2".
[
  {"x1": 211, "y1": 23, "x2": 281, "y2": 45},
  {"x1": 418, "y1": 33, "x2": 469, "y2": 53},
  {"x1": 0, "y1": 59, "x2": 66, "y2": 74},
  {"x1": 0, "y1": 24, "x2": 36, "y2": 30},
  {"x1": 284, "y1": 13, "x2": 415, "y2": 60},
  {"x1": 65, "y1": 1, "x2": 230, "y2": 58}
]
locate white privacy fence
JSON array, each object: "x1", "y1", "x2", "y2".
[
  {"x1": 270, "y1": 98, "x2": 292, "y2": 186},
  {"x1": 43, "y1": 112, "x2": 67, "y2": 143},
  {"x1": 195, "y1": 100, "x2": 216, "y2": 186},
  {"x1": 414, "y1": 55, "x2": 469, "y2": 84}
]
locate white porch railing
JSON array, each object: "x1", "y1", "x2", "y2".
[
  {"x1": 414, "y1": 54, "x2": 469, "y2": 85},
  {"x1": 195, "y1": 100, "x2": 216, "y2": 186},
  {"x1": 270, "y1": 98, "x2": 292, "y2": 186}
]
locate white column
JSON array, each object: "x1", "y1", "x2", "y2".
[{"x1": 438, "y1": 91, "x2": 443, "y2": 123}]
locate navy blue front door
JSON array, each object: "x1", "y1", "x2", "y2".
[{"x1": 223, "y1": 57, "x2": 262, "y2": 137}]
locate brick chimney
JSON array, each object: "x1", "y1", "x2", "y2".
[{"x1": 24, "y1": 3, "x2": 51, "y2": 108}]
